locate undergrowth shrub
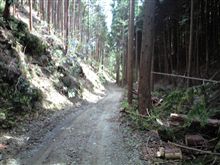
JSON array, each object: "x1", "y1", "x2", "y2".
[
  {"x1": 5, "y1": 16, "x2": 48, "y2": 56},
  {"x1": 20, "y1": 32, "x2": 47, "y2": 56},
  {"x1": 0, "y1": 0, "x2": 4, "y2": 13},
  {"x1": 122, "y1": 84, "x2": 219, "y2": 132},
  {"x1": 153, "y1": 86, "x2": 211, "y2": 127},
  {"x1": 121, "y1": 100, "x2": 158, "y2": 130},
  {"x1": 0, "y1": 76, "x2": 43, "y2": 128}
]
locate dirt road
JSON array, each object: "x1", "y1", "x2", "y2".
[{"x1": 10, "y1": 85, "x2": 142, "y2": 165}]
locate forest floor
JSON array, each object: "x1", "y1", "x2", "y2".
[{"x1": 1, "y1": 84, "x2": 144, "y2": 165}]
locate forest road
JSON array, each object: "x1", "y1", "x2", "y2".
[{"x1": 15, "y1": 84, "x2": 141, "y2": 165}]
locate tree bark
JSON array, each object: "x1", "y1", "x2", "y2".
[
  {"x1": 71, "y1": 0, "x2": 75, "y2": 36},
  {"x1": 47, "y1": 0, "x2": 51, "y2": 33},
  {"x1": 127, "y1": 0, "x2": 135, "y2": 104},
  {"x1": 123, "y1": 40, "x2": 128, "y2": 86},
  {"x1": 116, "y1": 53, "x2": 120, "y2": 84},
  {"x1": 57, "y1": 0, "x2": 61, "y2": 30},
  {"x1": 29, "y1": 0, "x2": 33, "y2": 31},
  {"x1": 41, "y1": 0, "x2": 45, "y2": 20},
  {"x1": 61, "y1": 0, "x2": 64, "y2": 38},
  {"x1": 187, "y1": 0, "x2": 194, "y2": 87},
  {"x1": 138, "y1": 0, "x2": 155, "y2": 115},
  {"x1": 3, "y1": 0, "x2": 11, "y2": 19},
  {"x1": 205, "y1": 0, "x2": 209, "y2": 78},
  {"x1": 78, "y1": 0, "x2": 81, "y2": 41},
  {"x1": 64, "y1": 0, "x2": 69, "y2": 54}
]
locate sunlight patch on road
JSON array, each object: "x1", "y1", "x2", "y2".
[{"x1": 82, "y1": 88, "x2": 104, "y2": 103}]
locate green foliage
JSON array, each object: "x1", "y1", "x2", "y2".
[
  {"x1": 8, "y1": 16, "x2": 28, "y2": 30},
  {"x1": 154, "y1": 86, "x2": 210, "y2": 127},
  {"x1": 107, "y1": 51, "x2": 117, "y2": 75},
  {"x1": 0, "y1": 112, "x2": 6, "y2": 120},
  {"x1": 107, "y1": 0, "x2": 130, "y2": 78},
  {"x1": 67, "y1": 89, "x2": 76, "y2": 98},
  {"x1": 5, "y1": 16, "x2": 47, "y2": 56},
  {"x1": 0, "y1": 77, "x2": 42, "y2": 109},
  {"x1": 0, "y1": 0, "x2": 5, "y2": 13},
  {"x1": 98, "y1": 72, "x2": 107, "y2": 84},
  {"x1": 53, "y1": 48, "x2": 64, "y2": 58},
  {"x1": 124, "y1": 84, "x2": 218, "y2": 133},
  {"x1": 0, "y1": 16, "x2": 4, "y2": 27},
  {"x1": 121, "y1": 100, "x2": 130, "y2": 110},
  {"x1": 152, "y1": 89, "x2": 187, "y2": 120},
  {"x1": 6, "y1": 0, "x2": 14, "y2": 4},
  {"x1": 53, "y1": 48, "x2": 83, "y2": 78},
  {"x1": 187, "y1": 96, "x2": 209, "y2": 127},
  {"x1": 0, "y1": 76, "x2": 42, "y2": 128},
  {"x1": 20, "y1": 32, "x2": 47, "y2": 56},
  {"x1": 121, "y1": 100, "x2": 158, "y2": 130}
]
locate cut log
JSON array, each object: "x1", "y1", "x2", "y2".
[
  {"x1": 169, "y1": 113, "x2": 185, "y2": 123},
  {"x1": 165, "y1": 149, "x2": 182, "y2": 160},
  {"x1": 185, "y1": 134, "x2": 207, "y2": 146},
  {"x1": 156, "y1": 147, "x2": 165, "y2": 157},
  {"x1": 156, "y1": 146, "x2": 182, "y2": 159},
  {"x1": 169, "y1": 113, "x2": 220, "y2": 127}
]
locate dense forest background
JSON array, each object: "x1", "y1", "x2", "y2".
[{"x1": 110, "y1": 0, "x2": 220, "y2": 113}]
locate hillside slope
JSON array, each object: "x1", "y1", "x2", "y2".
[{"x1": 0, "y1": 5, "x2": 113, "y2": 130}]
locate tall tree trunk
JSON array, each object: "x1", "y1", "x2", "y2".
[
  {"x1": 60, "y1": 0, "x2": 64, "y2": 38},
  {"x1": 122, "y1": 26, "x2": 127, "y2": 86},
  {"x1": 123, "y1": 39, "x2": 128, "y2": 86},
  {"x1": 39, "y1": 0, "x2": 41, "y2": 17},
  {"x1": 52, "y1": 0, "x2": 56, "y2": 28},
  {"x1": 47, "y1": 0, "x2": 51, "y2": 33},
  {"x1": 116, "y1": 53, "x2": 120, "y2": 84},
  {"x1": 29, "y1": 0, "x2": 33, "y2": 31},
  {"x1": 3, "y1": 0, "x2": 11, "y2": 19},
  {"x1": 134, "y1": 30, "x2": 139, "y2": 82},
  {"x1": 41, "y1": 0, "x2": 45, "y2": 20},
  {"x1": 71, "y1": 0, "x2": 75, "y2": 36},
  {"x1": 57, "y1": 0, "x2": 61, "y2": 31},
  {"x1": 187, "y1": 0, "x2": 194, "y2": 87},
  {"x1": 127, "y1": 0, "x2": 135, "y2": 104},
  {"x1": 64, "y1": 0, "x2": 69, "y2": 54},
  {"x1": 205, "y1": 0, "x2": 209, "y2": 78},
  {"x1": 138, "y1": 0, "x2": 155, "y2": 115},
  {"x1": 86, "y1": 0, "x2": 89, "y2": 45},
  {"x1": 78, "y1": 0, "x2": 81, "y2": 41},
  {"x1": 32, "y1": 0, "x2": 36, "y2": 9}
]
